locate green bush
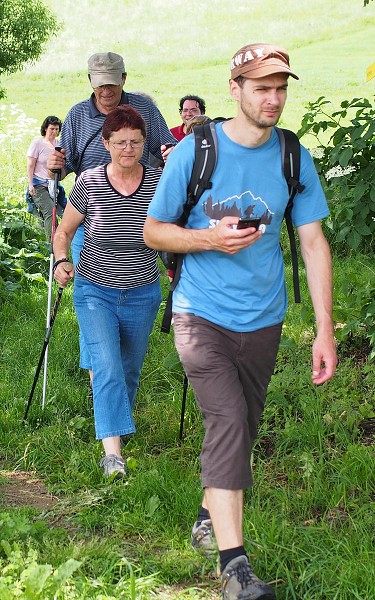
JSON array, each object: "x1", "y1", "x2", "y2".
[
  {"x1": 298, "y1": 97, "x2": 375, "y2": 359},
  {"x1": 0, "y1": 195, "x2": 48, "y2": 298},
  {"x1": 0, "y1": 0, "x2": 60, "y2": 99},
  {"x1": 298, "y1": 96, "x2": 375, "y2": 254}
]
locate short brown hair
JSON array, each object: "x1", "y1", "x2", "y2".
[{"x1": 102, "y1": 106, "x2": 146, "y2": 140}]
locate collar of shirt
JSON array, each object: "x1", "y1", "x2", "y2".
[{"x1": 88, "y1": 91, "x2": 128, "y2": 118}]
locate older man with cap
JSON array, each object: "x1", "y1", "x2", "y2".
[
  {"x1": 47, "y1": 52, "x2": 176, "y2": 397},
  {"x1": 48, "y1": 52, "x2": 176, "y2": 178},
  {"x1": 144, "y1": 42, "x2": 337, "y2": 599}
]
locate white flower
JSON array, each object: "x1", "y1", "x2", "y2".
[{"x1": 325, "y1": 165, "x2": 356, "y2": 181}]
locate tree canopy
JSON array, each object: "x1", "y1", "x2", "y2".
[{"x1": 0, "y1": 0, "x2": 60, "y2": 98}]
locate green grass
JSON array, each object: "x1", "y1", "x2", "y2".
[
  {"x1": 0, "y1": 272, "x2": 374, "y2": 598},
  {"x1": 3, "y1": 0, "x2": 375, "y2": 132},
  {"x1": 0, "y1": 0, "x2": 374, "y2": 597}
]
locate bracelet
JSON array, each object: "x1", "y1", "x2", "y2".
[{"x1": 53, "y1": 258, "x2": 70, "y2": 273}]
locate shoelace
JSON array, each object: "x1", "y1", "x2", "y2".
[
  {"x1": 229, "y1": 561, "x2": 253, "y2": 590},
  {"x1": 108, "y1": 456, "x2": 124, "y2": 468},
  {"x1": 199, "y1": 520, "x2": 212, "y2": 536}
]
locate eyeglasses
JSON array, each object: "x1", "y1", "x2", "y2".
[
  {"x1": 109, "y1": 139, "x2": 145, "y2": 149},
  {"x1": 180, "y1": 108, "x2": 201, "y2": 115}
]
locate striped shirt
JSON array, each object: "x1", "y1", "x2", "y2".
[
  {"x1": 70, "y1": 164, "x2": 162, "y2": 289},
  {"x1": 61, "y1": 91, "x2": 177, "y2": 176}
]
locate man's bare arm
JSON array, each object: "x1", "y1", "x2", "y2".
[
  {"x1": 298, "y1": 220, "x2": 338, "y2": 385},
  {"x1": 143, "y1": 215, "x2": 263, "y2": 256}
]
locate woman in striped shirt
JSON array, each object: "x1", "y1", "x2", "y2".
[{"x1": 53, "y1": 106, "x2": 162, "y2": 478}]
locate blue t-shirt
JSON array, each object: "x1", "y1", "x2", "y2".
[{"x1": 148, "y1": 123, "x2": 329, "y2": 332}]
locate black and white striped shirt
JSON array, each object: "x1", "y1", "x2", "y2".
[{"x1": 70, "y1": 164, "x2": 162, "y2": 289}]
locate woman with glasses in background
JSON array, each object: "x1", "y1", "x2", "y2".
[{"x1": 53, "y1": 106, "x2": 162, "y2": 478}]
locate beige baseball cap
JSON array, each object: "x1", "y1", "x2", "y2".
[
  {"x1": 88, "y1": 52, "x2": 125, "y2": 87},
  {"x1": 231, "y1": 43, "x2": 299, "y2": 80}
]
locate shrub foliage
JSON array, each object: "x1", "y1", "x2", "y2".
[
  {"x1": 298, "y1": 96, "x2": 375, "y2": 359},
  {"x1": 298, "y1": 97, "x2": 374, "y2": 254},
  {"x1": 0, "y1": 0, "x2": 60, "y2": 98}
]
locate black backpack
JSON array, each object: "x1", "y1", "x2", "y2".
[{"x1": 161, "y1": 122, "x2": 305, "y2": 334}]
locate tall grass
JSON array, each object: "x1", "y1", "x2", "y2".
[{"x1": 1, "y1": 279, "x2": 374, "y2": 597}]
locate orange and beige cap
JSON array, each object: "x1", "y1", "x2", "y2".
[{"x1": 230, "y1": 43, "x2": 299, "y2": 80}]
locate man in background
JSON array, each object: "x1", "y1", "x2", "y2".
[
  {"x1": 48, "y1": 51, "x2": 176, "y2": 178},
  {"x1": 170, "y1": 94, "x2": 206, "y2": 141}
]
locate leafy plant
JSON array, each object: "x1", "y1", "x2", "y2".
[
  {"x1": 298, "y1": 96, "x2": 375, "y2": 254},
  {"x1": 0, "y1": 197, "x2": 48, "y2": 298},
  {"x1": 0, "y1": 545, "x2": 81, "y2": 599},
  {"x1": 298, "y1": 97, "x2": 375, "y2": 358},
  {"x1": 0, "y1": 0, "x2": 60, "y2": 99}
]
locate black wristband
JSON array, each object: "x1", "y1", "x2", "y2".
[{"x1": 53, "y1": 258, "x2": 70, "y2": 273}]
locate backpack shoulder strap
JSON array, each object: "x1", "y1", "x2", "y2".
[
  {"x1": 75, "y1": 124, "x2": 103, "y2": 177},
  {"x1": 276, "y1": 127, "x2": 305, "y2": 205},
  {"x1": 276, "y1": 127, "x2": 305, "y2": 304},
  {"x1": 179, "y1": 121, "x2": 218, "y2": 225},
  {"x1": 161, "y1": 122, "x2": 218, "y2": 333}
]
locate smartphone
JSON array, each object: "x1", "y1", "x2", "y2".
[
  {"x1": 237, "y1": 217, "x2": 261, "y2": 230},
  {"x1": 163, "y1": 143, "x2": 174, "y2": 150}
]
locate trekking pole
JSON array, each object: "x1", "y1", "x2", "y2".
[
  {"x1": 179, "y1": 373, "x2": 189, "y2": 441},
  {"x1": 23, "y1": 286, "x2": 64, "y2": 421},
  {"x1": 41, "y1": 148, "x2": 62, "y2": 409}
]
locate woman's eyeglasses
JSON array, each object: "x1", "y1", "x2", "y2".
[{"x1": 109, "y1": 139, "x2": 144, "y2": 149}]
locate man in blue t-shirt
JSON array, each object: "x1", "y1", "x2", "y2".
[{"x1": 144, "y1": 43, "x2": 337, "y2": 600}]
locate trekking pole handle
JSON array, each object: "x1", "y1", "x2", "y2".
[{"x1": 52, "y1": 146, "x2": 63, "y2": 175}]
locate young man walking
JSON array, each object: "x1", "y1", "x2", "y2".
[{"x1": 144, "y1": 43, "x2": 337, "y2": 599}]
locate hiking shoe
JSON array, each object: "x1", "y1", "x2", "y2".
[
  {"x1": 221, "y1": 556, "x2": 275, "y2": 600},
  {"x1": 99, "y1": 454, "x2": 126, "y2": 479},
  {"x1": 191, "y1": 519, "x2": 217, "y2": 555}
]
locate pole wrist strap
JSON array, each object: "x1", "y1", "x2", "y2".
[{"x1": 53, "y1": 258, "x2": 70, "y2": 273}]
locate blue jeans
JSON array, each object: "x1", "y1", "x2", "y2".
[
  {"x1": 73, "y1": 273, "x2": 161, "y2": 439},
  {"x1": 71, "y1": 225, "x2": 92, "y2": 369}
]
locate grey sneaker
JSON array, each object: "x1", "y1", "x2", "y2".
[
  {"x1": 99, "y1": 454, "x2": 126, "y2": 479},
  {"x1": 221, "y1": 555, "x2": 275, "y2": 600},
  {"x1": 191, "y1": 519, "x2": 217, "y2": 555}
]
